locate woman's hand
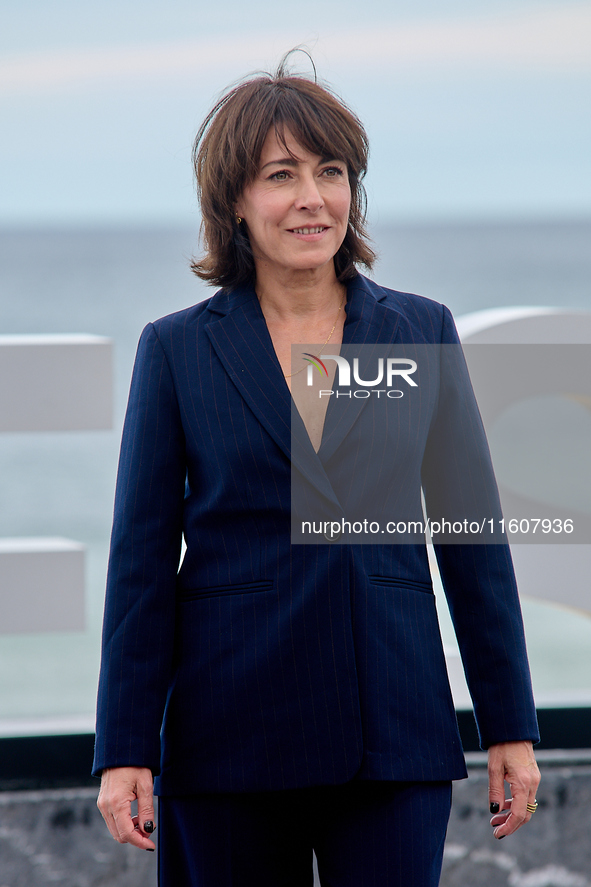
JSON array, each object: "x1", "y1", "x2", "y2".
[
  {"x1": 97, "y1": 766, "x2": 156, "y2": 851},
  {"x1": 488, "y1": 740, "x2": 540, "y2": 839}
]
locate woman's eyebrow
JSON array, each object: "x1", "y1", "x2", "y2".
[
  {"x1": 260, "y1": 156, "x2": 299, "y2": 170},
  {"x1": 260, "y1": 156, "x2": 344, "y2": 170}
]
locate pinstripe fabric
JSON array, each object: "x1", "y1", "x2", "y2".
[
  {"x1": 157, "y1": 779, "x2": 452, "y2": 887},
  {"x1": 93, "y1": 273, "x2": 539, "y2": 794}
]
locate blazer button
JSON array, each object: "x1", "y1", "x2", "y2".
[{"x1": 323, "y1": 526, "x2": 342, "y2": 542}]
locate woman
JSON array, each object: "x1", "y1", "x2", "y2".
[{"x1": 94, "y1": 60, "x2": 540, "y2": 886}]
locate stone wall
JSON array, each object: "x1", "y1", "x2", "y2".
[
  {"x1": 1, "y1": 751, "x2": 589, "y2": 887},
  {"x1": 441, "y1": 750, "x2": 591, "y2": 887},
  {"x1": 0, "y1": 787, "x2": 156, "y2": 887}
]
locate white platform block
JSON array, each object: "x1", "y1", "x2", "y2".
[
  {"x1": 0, "y1": 538, "x2": 85, "y2": 633},
  {"x1": 455, "y1": 307, "x2": 591, "y2": 344},
  {"x1": 456, "y1": 306, "x2": 591, "y2": 617},
  {"x1": 0, "y1": 334, "x2": 112, "y2": 432},
  {"x1": 444, "y1": 647, "x2": 472, "y2": 710}
]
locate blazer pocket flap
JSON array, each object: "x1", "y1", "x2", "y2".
[
  {"x1": 367, "y1": 575, "x2": 434, "y2": 594},
  {"x1": 179, "y1": 580, "x2": 274, "y2": 601}
]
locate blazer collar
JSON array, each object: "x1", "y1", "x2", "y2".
[
  {"x1": 206, "y1": 273, "x2": 402, "y2": 342},
  {"x1": 342, "y1": 274, "x2": 401, "y2": 345},
  {"x1": 205, "y1": 274, "x2": 404, "y2": 500}
]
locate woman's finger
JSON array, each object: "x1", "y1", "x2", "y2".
[{"x1": 136, "y1": 771, "x2": 157, "y2": 841}]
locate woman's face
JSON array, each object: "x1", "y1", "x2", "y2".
[{"x1": 235, "y1": 127, "x2": 351, "y2": 281}]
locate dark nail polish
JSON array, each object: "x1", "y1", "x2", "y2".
[
  {"x1": 144, "y1": 820, "x2": 155, "y2": 833},
  {"x1": 147, "y1": 848, "x2": 155, "y2": 852},
  {"x1": 498, "y1": 835, "x2": 505, "y2": 840},
  {"x1": 490, "y1": 802, "x2": 500, "y2": 814}
]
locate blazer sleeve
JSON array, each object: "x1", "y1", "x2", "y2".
[
  {"x1": 422, "y1": 304, "x2": 540, "y2": 749},
  {"x1": 93, "y1": 322, "x2": 186, "y2": 776}
]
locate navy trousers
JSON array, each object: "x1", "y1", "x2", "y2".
[{"x1": 157, "y1": 779, "x2": 452, "y2": 886}]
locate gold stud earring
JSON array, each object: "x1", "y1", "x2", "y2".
[{"x1": 235, "y1": 214, "x2": 242, "y2": 224}]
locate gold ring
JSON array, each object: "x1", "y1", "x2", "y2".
[{"x1": 526, "y1": 801, "x2": 538, "y2": 813}]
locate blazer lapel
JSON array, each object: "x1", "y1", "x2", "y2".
[
  {"x1": 205, "y1": 283, "x2": 291, "y2": 455},
  {"x1": 318, "y1": 276, "x2": 404, "y2": 463},
  {"x1": 205, "y1": 283, "x2": 341, "y2": 507}
]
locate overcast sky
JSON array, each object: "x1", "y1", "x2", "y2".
[{"x1": 2, "y1": 0, "x2": 590, "y2": 225}]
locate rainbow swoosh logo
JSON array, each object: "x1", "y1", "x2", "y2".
[{"x1": 302, "y1": 353, "x2": 328, "y2": 376}]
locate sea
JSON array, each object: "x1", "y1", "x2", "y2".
[{"x1": 1, "y1": 219, "x2": 590, "y2": 734}]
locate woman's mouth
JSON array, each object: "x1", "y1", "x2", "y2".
[{"x1": 289, "y1": 226, "x2": 327, "y2": 235}]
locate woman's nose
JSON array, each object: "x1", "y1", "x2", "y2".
[{"x1": 294, "y1": 174, "x2": 323, "y2": 213}]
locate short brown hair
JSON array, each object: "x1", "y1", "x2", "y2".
[{"x1": 191, "y1": 59, "x2": 376, "y2": 288}]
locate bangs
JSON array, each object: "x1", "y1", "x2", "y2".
[{"x1": 270, "y1": 90, "x2": 364, "y2": 175}]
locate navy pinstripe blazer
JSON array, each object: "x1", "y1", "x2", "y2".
[{"x1": 93, "y1": 273, "x2": 539, "y2": 795}]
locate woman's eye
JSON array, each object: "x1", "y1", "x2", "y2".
[
  {"x1": 323, "y1": 166, "x2": 345, "y2": 178},
  {"x1": 270, "y1": 170, "x2": 290, "y2": 181}
]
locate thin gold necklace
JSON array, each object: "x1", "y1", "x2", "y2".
[{"x1": 285, "y1": 293, "x2": 345, "y2": 378}]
